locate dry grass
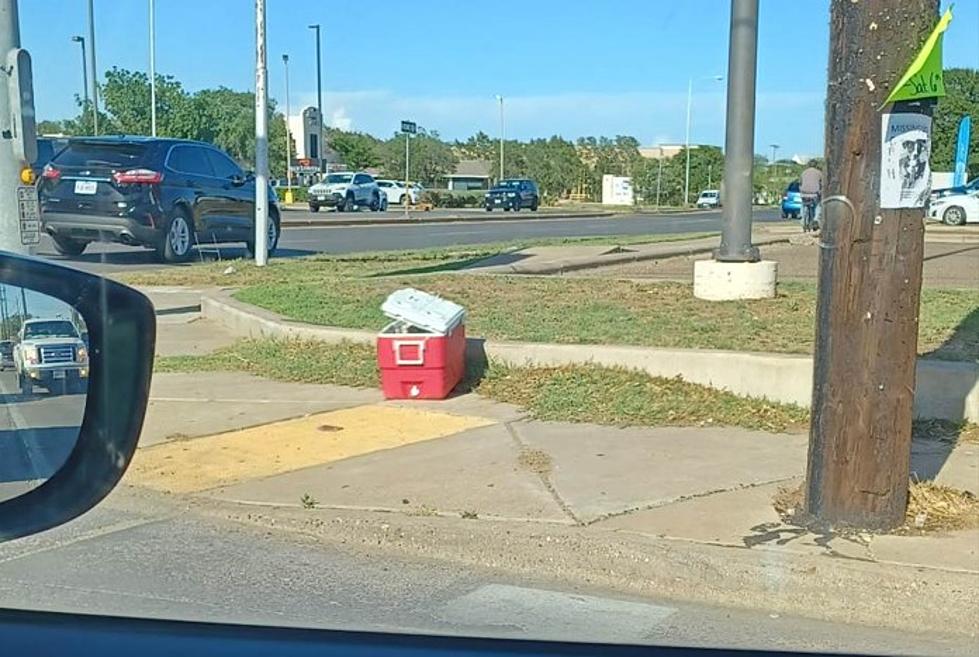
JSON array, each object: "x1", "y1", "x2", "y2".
[{"x1": 772, "y1": 481, "x2": 979, "y2": 534}]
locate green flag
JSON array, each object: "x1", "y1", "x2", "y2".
[{"x1": 883, "y1": 7, "x2": 953, "y2": 105}]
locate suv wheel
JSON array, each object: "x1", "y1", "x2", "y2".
[
  {"x1": 51, "y1": 236, "x2": 90, "y2": 256},
  {"x1": 157, "y1": 211, "x2": 194, "y2": 263},
  {"x1": 339, "y1": 193, "x2": 355, "y2": 212},
  {"x1": 530, "y1": 198, "x2": 539, "y2": 211},
  {"x1": 308, "y1": 203, "x2": 320, "y2": 213},
  {"x1": 246, "y1": 211, "x2": 281, "y2": 257},
  {"x1": 19, "y1": 373, "x2": 32, "y2": 397},
  {"x1": 369, "y1": 193, "x2": 380, "y2": 211}
]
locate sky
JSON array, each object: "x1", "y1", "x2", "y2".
[{"x1": 20, "y1": 0, "x2": 979, "y2": 159}]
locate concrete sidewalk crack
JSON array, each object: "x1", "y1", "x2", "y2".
[{"x1": 505, "y1": 422, "x2": 582, "y2": 525}]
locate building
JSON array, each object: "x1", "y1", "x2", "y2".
[
  {"x1": 638, "y1": 144, "x2": 693, "y2": 160},
  {"x1": 288, "y1": 107, "x2": 323, "y2": 162},
  {"x1": 443, "y1": 159, "x2": 492, "y2": 190}
]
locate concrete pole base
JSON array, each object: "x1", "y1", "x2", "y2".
[{"x1": 693, "y1": 260, "x2": 778, "y2": 301}]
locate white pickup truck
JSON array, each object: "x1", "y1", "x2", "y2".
[{"x1": 14, "y1": 318, "x2": 89, "y2": 396}]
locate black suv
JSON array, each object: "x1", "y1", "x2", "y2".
[
  {"x1": 484, "y1": 178, "x2": 540, "y2": 212},
  {"x1": 39, "y1": 137, "x2": 280, "y2": 263}
]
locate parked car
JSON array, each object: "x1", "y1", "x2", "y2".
[
  {"x1": 38, "y1": 136, "x2": 280, "y2": 263},
  {"x1": 13, "y1": 318, "x2": 88, "y2": 396},
  {"x1": 307, "y1": 172, "x2": 381, "y2": 212},
  {"x1": 781, "y1": 181, "x2": 803, "y2": 219},
  {"x1": 695, "y1": 189, "x2": 721, "y2": 208},
  {"x1": 931, "y1": 177, "x2": 979, "y2": 201},
  {"x1": 31, "y1": 136, "x2": 69, "y2": 180},
  {"x1": 928, "y1": 190, "x2": 978, "y2": 225},
  {"x1": 0, "y1": 339, "x2": 14, "y2": 370},
  {"x1": 484, "y1": 179, "x2": 539, "y2": 211},
  {"x1": 375, "y1": 179, "x2": 420, "y2": 205}
]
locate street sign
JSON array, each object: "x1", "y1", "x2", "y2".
[
  {"x1": 16, "y1": 186, "x2": 39, "y2": 245},
  {"x1": 401, "y1": 120, "x2": 417, "y2": 134}
]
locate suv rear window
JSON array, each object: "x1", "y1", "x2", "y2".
[{"x1": 53, "y1": 142, "x2": 150, "y2": 169}]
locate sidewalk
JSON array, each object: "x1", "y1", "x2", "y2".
[{"x1": 131, "y1": 288, "x2": 979, "y2": 634}]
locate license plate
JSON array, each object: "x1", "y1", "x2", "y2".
[
  {"x1": 52, "y1": 370, "x2": 66, "y2": 379},
  {"x1": 494, "y1": 198, "x2": 502, "y2": 204},
  {"x1": 74, "y1": 180, "x2": 98, "y2": 195},
  {"x1": 317, "y1": 195, "x2": 327, "y2": 201}
]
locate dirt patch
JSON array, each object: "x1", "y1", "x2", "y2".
[
  {"x1": 772, "y1": 481, "x2": 979, "y2": 534},
  {"x1": 518, "y1": 448, "x2": 553, "y2": 477}
]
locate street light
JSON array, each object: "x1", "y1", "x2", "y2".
[
  {"x1": 70, "y1": 36, "x2": 89, "y2": 126},
  {"x1": 308, "y1": 24, "x2": 322, "y2": 172},
  {"x1": 86, "y1": 0, "x2": 99, "y2": 135},
  {"x1": 282, "y1": 54, "x2": 293, "y2": 204},
  {"x1": 683, "y1": 75, "x2": 724, "y2": 206},
  {"x1": 769, "y1": 143, "x2": 779, "y2": 178},
  {"x1": 148, "y1": 0, "x2": 156, "y2": 136},
  {"x1": 495, "y1": 94, "x2": 504, "y2": 180}
]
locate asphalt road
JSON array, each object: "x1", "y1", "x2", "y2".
[
  {"x1": 36, "y1": 208, "x2": 782, "y2": 276},
  {"x1": 0, "y1": 485, "x2": 972, "y2": 655},
  {"x1": 0, "y1": 370, "x2": 85, "y2": 501}
]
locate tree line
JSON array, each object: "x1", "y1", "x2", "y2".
[{"x1": 39, "y1": 67, "x2": 976, "y2": 204}]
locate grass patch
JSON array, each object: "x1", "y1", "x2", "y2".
[
  {"x1": 157, "y1": 338, "x2": 807, "y2": 433},
  {"x1": 774, "y1": 482, "x2": 979, "y2": 534},
  {"x1": 156, "y1": 339, "x2": 379, "y2": 388},
  {"x1": 231, "y1": 278, "x2": 975, "y2": 359},
  {"x1": 478, "y1": 362, "x2": 809, "y2": 433}
]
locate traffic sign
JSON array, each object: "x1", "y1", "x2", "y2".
[
  {"x1": 401, "y1": 120, "x2": 417, "y2": 134},
  {"x1": 16, "y1": 186, "x2": 39, "y2": 245}
]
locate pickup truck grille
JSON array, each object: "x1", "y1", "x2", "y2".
[{"x1": 39, "y1": 344, "x2": 75, "y2": 364}]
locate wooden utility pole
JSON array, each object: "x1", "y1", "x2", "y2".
[{"x1": 805, "y1": 0, "x2": 939, "y2": 529}]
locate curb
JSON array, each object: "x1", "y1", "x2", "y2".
[
  {"x1": 490, "y1": 234, "x2": 789, "y2": 275},
  {"x1": 198, "y1": 496, "x2": 979, "y2": 637},
  {"x1": 279, "y1": 210, "x2": 616, "y2": 228},
  {"x1": 199, "y1": 290, "x2": 979, "y2": 422}
]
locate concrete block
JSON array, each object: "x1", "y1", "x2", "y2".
[{"x1": 693, "y1": 259, "x2": 778, "y2": 300}]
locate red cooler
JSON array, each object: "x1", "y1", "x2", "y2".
[{"x1": 377, "y1": 289, "x2": 466, "y2": 400}]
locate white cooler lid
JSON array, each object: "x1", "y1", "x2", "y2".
[{"x1": 381, "y1": 288, "x2": 466, "y2": 334}]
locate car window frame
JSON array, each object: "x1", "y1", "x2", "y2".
[
  {"x1": 165, "y1": 144, "x2": 217, "y2": 178},
  {"x1": 203, "y1": 148, "x2": 244, "y2": 180}
]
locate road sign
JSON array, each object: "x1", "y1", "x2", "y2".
[
  {"x1": 401, "y1": 120, "x2": 417, "y2": 134},
  {"x1": 16, "y1": 186, "x2": 39, "y2": 245}
]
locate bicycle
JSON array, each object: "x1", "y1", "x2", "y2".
[{"x1": 801, "y1": 195, "x2": 820, "y2": 233}]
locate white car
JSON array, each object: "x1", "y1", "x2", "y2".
[
  {"x1": 929, "y1": 191, "x2": 978, "y2": 225},
  {"x1": 696, "y1": 190, "x2": 721, "y2": 208},
  {"x1": 307, "y1": 172, "x2": 382, "y2": 212},
  {"x1": 375, "y1": 180, "x2": 421, "y2": 205}
]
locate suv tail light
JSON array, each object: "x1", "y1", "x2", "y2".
[
  {"x1": 42, "y1": 164, "x2": 61, "y2": 181},
  {"x1": 113, "y1": 169, "x2": 163, "y2": 185}
]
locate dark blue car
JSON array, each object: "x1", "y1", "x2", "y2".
[{"x1": 781, "y1": 181, "x2": 802, "y2": 219}]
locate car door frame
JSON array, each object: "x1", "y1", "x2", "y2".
[
  {"x1": 352, "y1": 173, "x2": 370, "y2": 205},
  {"x1": 163, "y1": 144, "x2": 220, "y2": 239},
  {"x1": 203, "y1": 147, "x2": 253, "y2": 238}
]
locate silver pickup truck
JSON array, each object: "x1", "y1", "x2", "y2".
[{"x1": 14, "y1": 318, "x2": 89, "y2": 396}]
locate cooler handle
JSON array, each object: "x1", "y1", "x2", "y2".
[{"x1": 393, "y1": 340, "x2": 426, "y2": 366}]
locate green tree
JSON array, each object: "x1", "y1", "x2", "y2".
[
  {"x1": 932, "y1": 68, "x2": 979, "y2": 174},
  {"x1": 380, "y1": 130, "x2": 457, "y2": 185},
  {"x1": 327, "y1": 129, "x2": 381, "y2": 170}
]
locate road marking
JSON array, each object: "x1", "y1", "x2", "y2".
[
  {"x1": 149, "y1": 396, "x2": 360, "y2": 404},
  {"x1": 127, "y1": 404, "x2": 495, "y2": 493},
  {"x1": 440, "y1": 584, "x2": 675, "y2": 643}
]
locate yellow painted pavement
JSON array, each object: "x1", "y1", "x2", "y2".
[{"x1": 126, "y1": 404, "x2": 495, "y2": 493}]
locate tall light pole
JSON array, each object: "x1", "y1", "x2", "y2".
[
  {"x1": 684, "y1": 75, "x2": 724, "y2": 205},
  {"x1": 308, "y1": 24, "x2": 322, "y2": 173},
  {"x1": 282, "y1": 53, "x2": 293, "y2": 203},
  {"x1": 86, "y1": 0, "x2": 98, "y2": 135},
  {"x1": 70, "y1": 36, "x2": 89, "y2": 125},
  {"x1": 148, "y1": 0, "x2": 156, "y2": 136},
  {"x1": 769, "y1": 143, "x2": 779, "y2": 178},
  {"x1": 254, "y1": 0, "x2": 269, "y2": 266},
  {"x1": 495, "y1": 94, "x2": 504, "y2": 180}
]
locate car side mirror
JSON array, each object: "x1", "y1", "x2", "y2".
[{"x1": 0, "y1": 252, "x2": 155, "y2": 541}]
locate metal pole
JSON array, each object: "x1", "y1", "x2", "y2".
[
  {"x1": 770, "y1": 143, "x2": 778, "y2": 178},
  {"x1": 714, "y1": 0, "x2": 760, "y2": 262},
  {"x1": 684, "y1": 78, "x2": 692, "y2": 206},
  {"x1": 254, "y1": 0, "x2": 268, "y2": 266},
  {"x1": 0, "y1": 0, "x2": 36, "y2": 256},
  {"x1": 149, "y1": 0, "x2": 156, "y2": 136},
  {"x1": 655, "y1": 156, "x2": 663, "y2": 210},
  {"x1": 496, "y1": 95, "x2": 504, "y2": 180},
  {"x1": 71, "y1": 36, "x2": 89, "y2": 121},
  {"x1": 309, "y1": 24, "x2": 322, "y2": 171},
  {"x1": 86, "y1": 0, "x2": 98, "y2": 135},
  {"x1": 404, "y1": 133, "x2": 409, "y2": 188},
  {"x1": 283, "y1": 54, "x2": 291, "y2": 187}
]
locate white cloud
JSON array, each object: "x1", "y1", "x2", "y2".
[{"x1": 330, "y1": 107, "x2": 353, "y2": 131}]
